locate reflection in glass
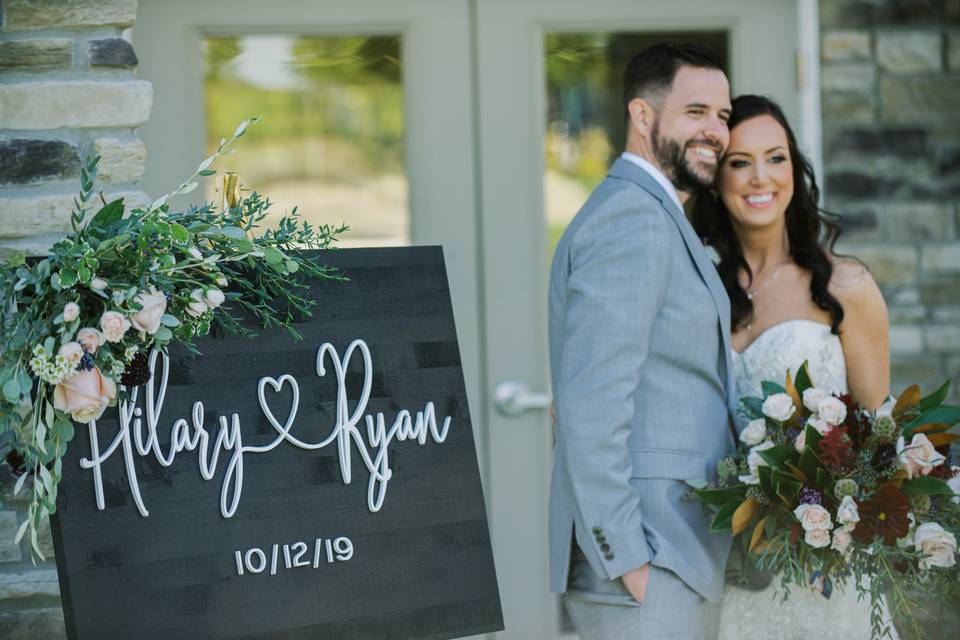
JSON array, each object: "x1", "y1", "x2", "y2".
[
  {"x1": 544, "y1": 32, "x2": 728, "y2": 257},
  {"x1": 203, "y1": 35, "x2": 407, "y2": 247}
]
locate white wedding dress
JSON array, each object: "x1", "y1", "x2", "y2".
[{"x1": 717, "y1": 319, "x2": 898, "y2": 640}]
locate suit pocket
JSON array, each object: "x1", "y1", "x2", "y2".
[{"x1": 629, "y1": 447, "x2": 706, "y2": 481}]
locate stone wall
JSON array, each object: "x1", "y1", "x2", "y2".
[
  {"x1": 0, "y1": 1, "x2": 150, "y2": 637},
  {"x1": 821, "y1": 0, "x2": 960, "y2": 401}
]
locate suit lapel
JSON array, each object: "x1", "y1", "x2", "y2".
[{"x1": 608, "y1": 159, "x2": 736, "y2": 410}]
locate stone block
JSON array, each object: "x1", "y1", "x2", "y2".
[
  {"x1": 822, "y1": 30, "x2": 872, "y2": 61},
  {"x1": 826, "y1": 171, "x2": 903, "y2": 200},
  {"x1": 888, "y1": 305, "x2": 927, "y2": 323},
  {"x1": 932, "y1": 305, "x2": 960, "y2": 322},
  {"x1": 881, "y1": 77, "x2": 960, "y2": 123},
  {"x1": 0, "y1": 139, "x2": 80, "y2": 185},
  {"x1": 0, "y1": 568, "x2": 60, "y2": 599},
  {"x1": 891, "y1": 355, "x2": 944, "y2": 398},
  {"x1": 887, "y1": 203, "x2": 953, "y2": 241},
  {"x1": 838, "y1": 243, "x2": 918, "y2": 287},
  {"x1": 922, "y1": 244, "x2": 960, "y2": 273},
  {"x1": 0, "y1": 190, "x2": 150, "y2": 239},
  {"x1": 837, "y1": 208, "x2": 883, "y2": 241},
  {"x1": 919, "y1": 274, "x2": 960, "y2": 305},
  {"x1": 2, "y1": 0, "x2": 136, "y2": 31},
  {"x1": 89, "y1": 38, "x2": 138, "y2": 68},
  {"x1": 0, "y1": 38, "x2": 73, "y2": 70},
  {"x1": 890, "y1": 325, "x2": 924, "y2": 354},
  {"x1": 927, "y1": 325, "x2": 960, "y2": 352},
  {"x1": 950, "y1": 31, "x2": 960, "y2": 70},
  {"x1": 0, "y1": 609, "x2": 66, "y2": 640},
  {"x1": 877, "y1": 31, "x2": 943, "y2": 73},
  {"x1": 826, "y1": 127, "x2": 927, "y2": 159},
  {"x1": 0, "y1": 80, "x2": 152, "y2": 130},
  {"x1": 0, "y1": 511, "x2": 22, "y2": 562},
  {"x1": 93, "y1": 136, "x2": 147, "y2": 184},
  {"x1": 822, "y1": 63, "x2": 877, "y2": 92},
  {"x1": 821, "y1": 91, "x2": 876, "y2": 124}
]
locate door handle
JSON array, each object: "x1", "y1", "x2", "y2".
[{"x1": 493, "y1": 380, "x2": 552, "y2": 416}]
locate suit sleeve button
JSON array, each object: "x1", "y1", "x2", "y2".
[
  {"x1": 592, "y1": 526, "x2": 602, "y2": 535},
  {"x1": 600, "y1": 543, "x2": 610, "y2": 552},
  {"x1": 604, "y1": 552, "x2": 615, "y2": 561}
]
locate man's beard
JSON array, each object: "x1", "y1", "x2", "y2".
[{"x1": 651, "y1": 119, "x2": 719, "y2": 193}]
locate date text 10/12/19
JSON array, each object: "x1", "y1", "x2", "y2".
[{"x1": 235, "y1": 536, "x2": 353, "y2": 576}]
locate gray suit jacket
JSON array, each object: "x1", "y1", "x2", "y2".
[{"x1": 548, "y1": 158, "x2": 737, "y2": 603}]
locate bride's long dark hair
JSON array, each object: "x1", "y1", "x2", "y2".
[{"x1": 691, "y1": 95, "x2": 845, "y2": 334}]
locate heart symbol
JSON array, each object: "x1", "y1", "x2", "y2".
[{"x1": 256, "y1": 375, "x2": 300, "y2": 445}]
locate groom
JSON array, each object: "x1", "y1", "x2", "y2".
[{"x1": 548, "y1": 42, "x2": 738, "y2": 638}]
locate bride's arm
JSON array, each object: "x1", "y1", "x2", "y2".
[{"x1": 831, "y1": 259, "x2": 890, "y2": 410}]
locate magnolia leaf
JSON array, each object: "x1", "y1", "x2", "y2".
[
  {"x1": 794, "y1": 362, "x2": 814, "y2": 393},
  {"x1": 784, "y1": 462, "x2": 810, "y2": 485},
  {"x1": 927, "y1": 432, "x2": 960, "y2": 447},
  {"x1": 911, "y1": 423, "x2": 951, "y2": 435},
  {"x1": 918, "y1": 380, "x2": 951, "y2": 414},
  {"x1": 710, "y1": 500, "x2": 738, "y2": 532},
  {"x1": 757, "y1": 445, "x2": 796, "y2": 471},
  {"x1": 784, "y1": 371, "x2": 803, "y2": 416},
  {"x1": 750, "y1": 515, "x2": 769, "y2": 553},
  {"x1": 893, "y1": 385, "x2": 921, "y2": 418},
  {"x1": 901, "y1": 476, "x2": 954, "y2": 497},
  {"x1": 732, "y1": 497, "x2": 759, "y2": 536},
  {"x1": 694, "y1": 485, "x2": 749, "y2": 507},
  {"x1": 761, "y1": 381, "x2": 786, "y2": 397}
]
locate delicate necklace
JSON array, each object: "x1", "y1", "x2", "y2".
[{"x1": 746, "y1": 263, "x2": 789, "y2": 300}]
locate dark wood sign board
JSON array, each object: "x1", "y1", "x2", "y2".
[{"x1": 50, "y1": 247, "x2": 503, "y2": 640}]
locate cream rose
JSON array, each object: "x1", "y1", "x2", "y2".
[
  {"x1": 57, "y1": 341, "x2": 84, "y2": 367},
  {"x1": 203, "y1": 287, "x2": 225, "y2": 310},
  {"x1": 914, "y1": 522, "x2": 957, "y2": 570},
  {"x1": 807, "y1": 414, "x2": 832, "y2": 436},
  {"x1": 836, "y1": 495, "x2": 860, "y2": 532},
  {"x1": 739, "y1": 418, "x2": 767, "y2": 446},
  {"x1": 62, "y1": 302, "x2": 80, "y2": 322},
  {"x1": 188, "y1": 246, "x2": 203, "y2": 260},
  {"x1": 739, "y1": 440, "x2": 775, "y2": 485},
  {"x1": 130, "y1": 288, "x2": 167, "y2": 335},
  {"x1": 186, "y1": 289, "x2": 207, "y2": 318},
  {"x1": 805, "y1": 528, "x2": 831, "y2": 548},
  {"x1": 897, "y1": 433, "x2": 946, "y2": 479},
  {"x1": 100, "y1": 311, "x2": 131, "y2": 343},
  {"x1": 762, "y1": 393, "x2": 795, "y2": 422},
  {"x1": 794, "y1": 503, "x2": 833, "y2": 531},
  {"x1": 794, "y1": 430, "x2": 807, "y2": 453},
  {"x1": 53, "y1": 366, "x2": 117, "y2": 423},
  {"x1": 818, "y1": 396, "x2": 847, "y2": 425},
  {"x1": 77, "y1": 327, "x2": 106, "y2": 354},
  {"x1": 215, "y1": 275, "x2": 228, "y2": 288},
  {"x1": 831, "y1": 528, "x2": 853, "y2": 553},
  {"x1": 802, "y1": 387, "x2": 828, "y2": 413}
]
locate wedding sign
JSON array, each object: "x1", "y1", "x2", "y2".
[{"x1": 50, "y1": 247, "x2": 503, "y2": 640}]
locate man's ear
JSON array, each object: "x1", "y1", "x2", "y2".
[{"x1": 627, "y1": 97, "x2": 655, "y2": 136}]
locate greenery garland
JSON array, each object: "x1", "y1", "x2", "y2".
[{"x1": 0, "y1": 118, "x2": 347, "y2": 560}]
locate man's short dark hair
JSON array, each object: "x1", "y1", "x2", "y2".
[{"x1": 622, "y1": 41, "x2": 725, "y2": 114}]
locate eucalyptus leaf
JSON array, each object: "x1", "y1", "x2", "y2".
[
  {"x1": 263, "y1": 248, "x2": 284, "y2": 265},
  {"x1": 198, "y1": 169, "x2": 217, "y2": 177},
  {"x1": 3, "y1": 378, "x2": 21, "y2": 403},
  {"x1": 220, "y1": 226, "x2": 246, "y2": 239},
  {"x1": 155, "y1": 326, "x2": 173, "y2": 342},
  {"x1": 160, "y1": 314, "x2": 181, "y2": 327},
  {"x1": 285, "y1": 260, "x2": 299, "y2": 273}
]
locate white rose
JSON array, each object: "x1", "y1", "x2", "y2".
[
  {"x1": 90, "y1": 277, "x2": 108, "y2": 290},
  {"x1": 805, "y1": 528, "x2": 831, "y2": 548},
  {"x1": 739, "y1": 440, "x2": 775, "y2": 485},
  {"x1": 794, "y1": 430, "x2": 807, "y2": 453},
  {"x1": 794, "y1": 503, "x2": 833, "y2": 531},
  {"x1": 947, "y1": 466, "x2": 960, "y2": 505},
  {"x1": 99, "y1": 311, "x2": 131, "y2": 343},
  {"x1": 215, "y1": 275, "x2": 228, "y2": 288},
  {"x1": 762, "y1": 393, "x2": 795, "y2": 422},
  {"x1": 203, "y1": 287, "x2": 225, "y2": 310},
  {"x1": 62, "y1": 302, "x2": 80, "y2": 322},
  {"x1": 77, "y1": 327, "x2": 105, "y2": 354},
  {"x1": 185, "y1": 289, "x2": 207, "y2": 318},
  {"x1": 897, "y1": 433, "x2": 946, "y2": 479},
  {"x1": 802, "y1": 387, "x2": 828, "y2": 413},
  {"x1": 836, "y1": 495, "x2": 860, "y2": 532},
  {"x1": 130, "y1": 288, "x2": 168, "y2": 335},
  {"x1": 739, "y1": 418, "x2": 767, "y2": 446},
  {"x1": 914, "y1": 522, "x2": 957, "y2": 570},
  {"x1": 57, "y1": 341, "x2": 84, "y2": 366},
  {"x1": 188, "y1": 247, "x2": 203, "y2": 260},
  {"x1": 806, "y1": 414, "x2": 832, "y2": 436},
  {"x1": 831, "y1": 528, "x2": 853, "y2": 553},
  {"x1": 818, "y1": 396, "x2": 847, "y2": 426}
]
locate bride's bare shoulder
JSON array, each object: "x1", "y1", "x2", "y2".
[{"x1": 828, "y1": 256, "x2": 887, "y2": 318}]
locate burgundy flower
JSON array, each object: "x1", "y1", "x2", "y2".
[
  {"x1": 853, "y1": 485, "x2": 911, "y2": 546},
  {"x1": 819, "y1": 427, "x2": 856, "y2": 471}
]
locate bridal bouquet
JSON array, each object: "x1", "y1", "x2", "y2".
[
  {"x1": 695, "y1": 365, "x2": 960, "y2": 639},
  {"x1": 0, "y1": 118, "x2": 347, "y2": 560}
]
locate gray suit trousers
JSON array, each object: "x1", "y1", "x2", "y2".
[{"x1": 563, "y1": 545, "x2": 720, "y2": 640}]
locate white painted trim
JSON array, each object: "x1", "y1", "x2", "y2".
[{"x1": 797, "y1": 0, "x2": 824, "y2": 197}]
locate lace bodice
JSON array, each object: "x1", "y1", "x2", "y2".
[{"x1": 732, "y1": 319, "x2": 848, "y2": 401}]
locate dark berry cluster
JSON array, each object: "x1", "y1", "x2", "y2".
[
  {"x1": 120, "y1": 351, "x2": 151, "y2": 387},
  {"x1": 78, "y1": 352, "x2": 95, "y2": 371},
  {"x1": 800, "y1": 487, "x2": 823, "y2": 505}
]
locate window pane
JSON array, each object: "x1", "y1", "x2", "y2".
[
  {"x1": 203, "y1": 34, "x2": 408, "y2": 247},
  {"x1": 544, "y1": 32, "x2": 728, "y2": 258}
]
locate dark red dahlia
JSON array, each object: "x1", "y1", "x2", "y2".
[
  {"x1": 819, "y1": 427, "x2": 856, "y2": 471},
  {"x1": 852, "y1": 485, "x2": 911, "y2": 546},
  {"x1": 837, "y1": 393, "x2": 872, "y2": 445}
]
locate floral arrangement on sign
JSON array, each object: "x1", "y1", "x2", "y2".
[
  {"x1": 0, "y1": 118, "x2": 347, "y2": 560},
  {"x1": 695, "y1": 364, "x2": 960, "y2": 639}
]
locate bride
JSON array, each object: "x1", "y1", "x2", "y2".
[{"x1": 691, "y1": 95, "x2": 895, "y2": 639}]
